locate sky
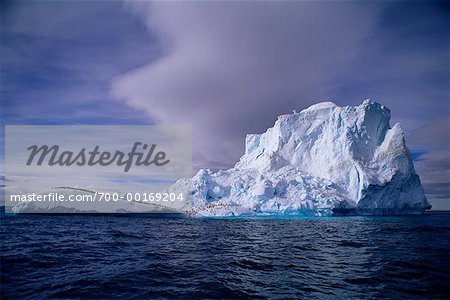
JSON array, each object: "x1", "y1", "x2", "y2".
[{"x1": 1, "y1": 0, "x2": 449, "y2": 209}]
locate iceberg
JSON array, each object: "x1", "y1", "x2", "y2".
[
  {"x1": 10, "y1": 100, "x2": 431, "y2": 216},
  {"x1": 176, "y1": 100, "x2": 431, "y2": 216}
]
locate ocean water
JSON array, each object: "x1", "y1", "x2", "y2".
[{"x1": 1, "y1": 212, "x2": 449, "y2": 299}]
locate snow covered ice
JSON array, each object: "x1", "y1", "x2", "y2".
[
  {"x1": 11, "y1": 100, "x2": 431, "y2": 216},
  {"x1": 176, "y1": 100, "x2": 431, "y2": 217}
]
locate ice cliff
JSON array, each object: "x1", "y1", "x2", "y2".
[{"x1": 176, "y1": 100, "x2": 431, "y2": 216}]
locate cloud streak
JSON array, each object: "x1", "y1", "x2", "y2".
[
  {"x1": 112, "y1": 1, "x2": 381, "y2": 169},
  {"x1": 1, "y1": 0, "x2": 158, "y2": 126}
]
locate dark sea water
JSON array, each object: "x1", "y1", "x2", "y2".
[{"x1": 1, "y1": 211, "x2": 450, "y2": 299}]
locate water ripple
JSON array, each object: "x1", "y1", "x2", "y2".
[{"x1": 1, "y1": 213, "x2": 450, "y2": 299}]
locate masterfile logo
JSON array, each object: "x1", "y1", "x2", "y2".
[
  {"x1": 5, "y1": 125, "x2": 192, "y2": 213},
  {"x1": 26, "y1": 142, "x2": 170, "y2": 172}
]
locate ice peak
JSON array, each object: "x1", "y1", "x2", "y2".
[
  {"x1": 362, "y1": 98, "x2": 374, "y2": 105},
  {"x1": 303, "y1": 101, "x2": 337, "y2": 112},
  {"x1": 358, "y1": 99, "x2": 390, "y2": 116}
]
